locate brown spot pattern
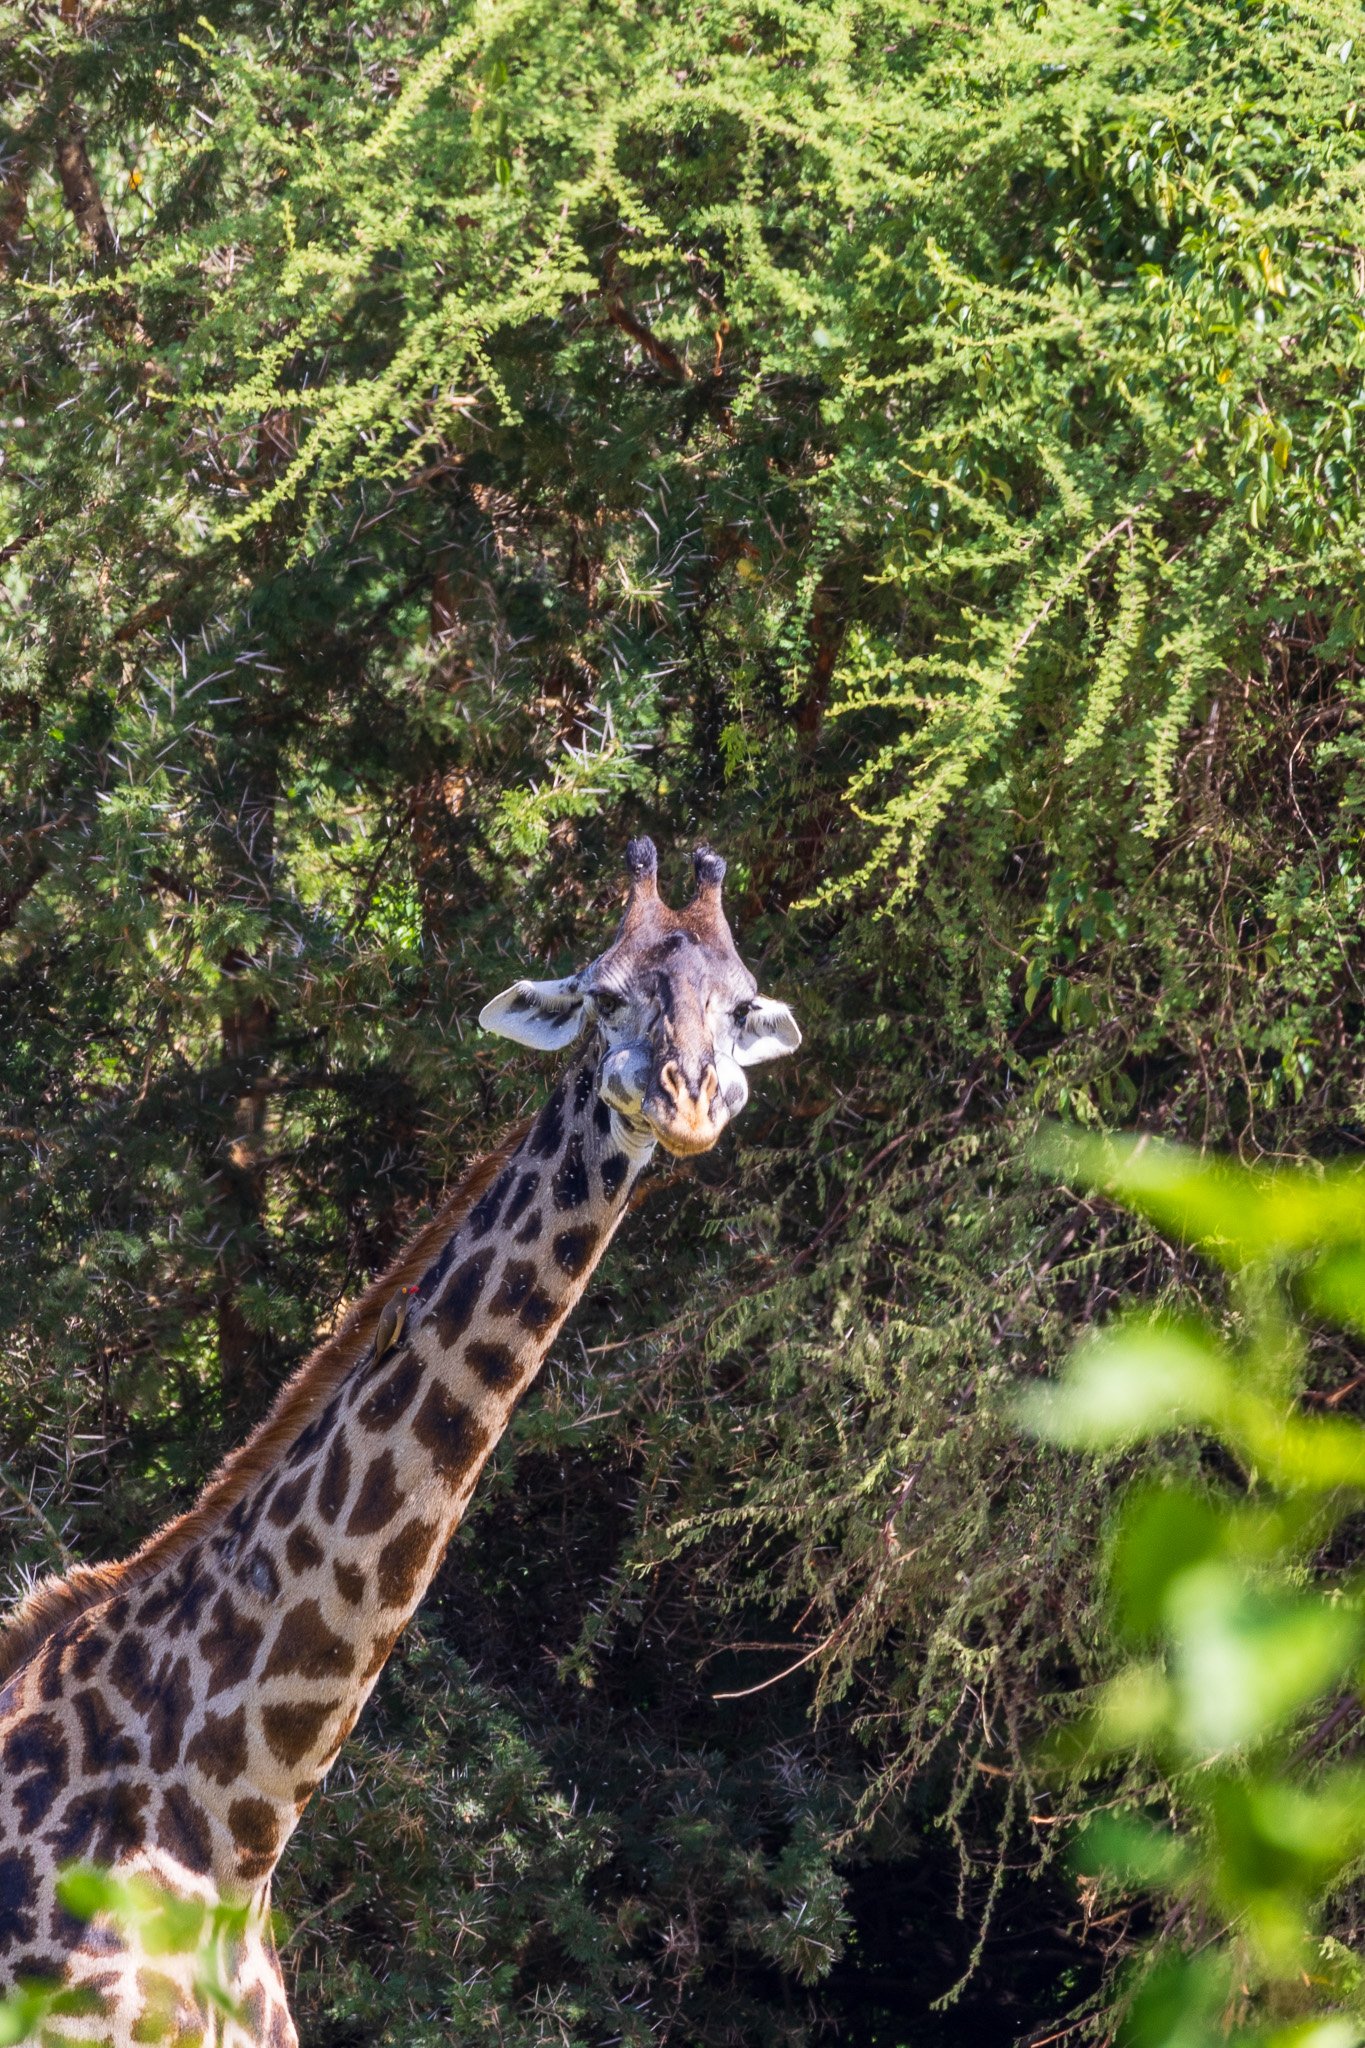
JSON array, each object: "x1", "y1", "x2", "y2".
[
  {"x1": 0, "y1": 1847, "x2": 38, "y2": 1946},
  {"x1": 345, "y1": 1449, "x2": 405, "y2": 1535},
  {"x1": 286, "y1": 1525, "x2": 324, "y2": 1572},
  {"x1": 35, "y1": 1634, "x2": 65, "y2": 1704},
  {"x1": 527, "y1": 1081, "x2": 565, "y2": 1158},
  {"x1": 242, "y1": 1545, "x2": 281, "y2": 1602},
  {"x1": 552, "y1": 1225, "x2": 599, "y2": 1278},
  {"x1": 238, "y1": 1986, "x2": 267, "y2": 2038},
  {"x1": 199, "y1": 1593, "x2": 264, "y2": 1696},
  {"x1": 376, "y1": 1518, "x2": 438, "y2": 1608},
  {"x1": 467, "y1": 1164, "x2": 515, "y2": 1237},
  {"x1": 228, "y1": 1796, "x2": 279, "y2": 1882},
  {"x1": 68, "y1": 1624, "x2": 112, "y2": 1682},
  {"x1": 186, "y1": 1705, "x2": 249, "y2": 1785},
  {"x1": 464, "y1": 1339, "x2": 518, "y2": 1391},
  {"x1": 261, "y1": 1599, "x2": 355, "y2": 1682},
  {"x1": 333, "y1": 1561, "x2": 365, "y2": 1606},
  {"x1": 156, "y1": 1784, "x2": 214, "y2": 1876},
  {"x1": 73, "y1": 1688, "x2": 139, "y2": 1773},
  {"x1": 4, "y1": 1713, "x2": 69, "y2": 1830},
  {"x1": 433, "y1": 1247, "x2": 495, "y2": 1348},
  {"x1": 267, "y1": 1472, "x2": 311, "y2": 1527},
  {"x1": 261, "y1": 1696, "x2": 339, "y2": 1767},
  {"x1": 286, "y1": 1390, "x2": 344, "y2": 1467},
  {"x1": 136, "y1": 1546, "x2": 213, "y2": 1637},
  {"x1": 108, "y1": 1637, "x2": 193, "y2": 1773},
  {"x1": 502, "y1": 1169, "x2": 540, "y2": 1230},
  {"x1": 551, "y1": 1133, "x2": 590, "y2": 1209},
  {"x1": 357, "y1": 1352, "x2": 423, "y2": 1432},
  {"x1": 229, "y1": 1795, "x2": 277, "y2": 1853},
  {"x1": 51, "y1": 1781, "x2": 150, "y2": 1863},
  {"x1": 489, "y1": 1258, "x2": 558, "y2": 1330},
  {"x1": 318, "y1": 1436, "x2": 351, "y2": 1525},
  {"x1": 360, "y1": 1627, "x2": 402, "y2": 1683},
  {"x1": 411, "y1": 1382, "x2": 491, "y2": 1488}
]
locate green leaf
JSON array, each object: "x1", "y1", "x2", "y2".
[
  {"x1": 1118, "y1": 1950, "x2": 1231, "y2": 2048},
  {"x1": 1245, "y1": 2020, "x2": 1364, "y2": 2048},
  {"x1": 1300, "y1": 1248, "x2": 1365, "y2": 1336},
  {"x1": 1111, "y1": 1484, "x2": 1226, "y2": 1642},
  {"x1": 1036, "y1": 1131, "x2": 1365, "y2": 1271},
  {"x1": 1166, "y1": 1569, "x2": 1362, "y2": 1755},
  {"x1": 1093, "y1": 1661, "x2": 1175, "y2": 1752},
  {"x1": 1018, "y1": 1319, "x2": 1231, "y2": 1448},
  {"x1": 0, "y1": 1981, "x2": 100, "y2": 2046},
  {"x1": 1074, "y1": 1812, "x2": 1194, "y2": 1888},
  {"x1": 55, "y1": 1865, "x2": 124, "y2": 1922},
  {"x1": 1211, "y1": 1770, "x2": 1365, "y2": 1893},
  {"x1": 1251, "y1": 1412, "x2": 1365, "y2": 1495}
]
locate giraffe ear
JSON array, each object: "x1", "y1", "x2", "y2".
[
  {"x1": 479, "y1": 976, "x2": 587, "y2": 1051},
  {"x1": 732, "y1": 997, "x2": 801, "y2": 1066}
]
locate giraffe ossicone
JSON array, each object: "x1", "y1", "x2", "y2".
[{"x1": 0, "y1": 839, "x2": 799, "y2": 2046}]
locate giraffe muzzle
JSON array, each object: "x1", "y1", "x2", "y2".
[{"x1": 643, "y1": 1058, "x2": 726, "y2": 1155}]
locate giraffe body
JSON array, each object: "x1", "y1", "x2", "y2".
[{"x1": 0, "y1": 842, "x2": 798, "y2": 2044}]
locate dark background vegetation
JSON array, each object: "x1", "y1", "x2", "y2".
[{"x1": 3, "y1": 0, "x2": 1365, "y2": 2038}]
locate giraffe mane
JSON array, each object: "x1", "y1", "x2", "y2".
[{"x1": 0, "y1": 1122, "x2": 531, "y2": 1687}]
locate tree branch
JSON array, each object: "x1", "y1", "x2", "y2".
[
  {"x1": 0, "y1": 140, "x2": 30, "y2": 274},
  {"x1": 54, "y1": 117, "x2": 115, "y2": 265},
  {"x1": 604, "y1": 297, "x2": 691, "y2": 383}
]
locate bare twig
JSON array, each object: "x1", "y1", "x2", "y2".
[
  {"x1": 0, "y1": 1462, "x2": 76, "y2": 1569},
  {"x1": 603, "y1": 297, "x2": 691, "y2": 382}
]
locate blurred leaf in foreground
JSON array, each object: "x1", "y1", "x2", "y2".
[{"x1": 1026, "y1": 1131, "x2": 1365, "y2": 2040}]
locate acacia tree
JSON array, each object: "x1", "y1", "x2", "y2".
[{"x1": 4, "y1": 0, "x2": 1365, "y2": 2039}]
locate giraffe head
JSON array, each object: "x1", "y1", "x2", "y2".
[{"x1": 479, "y1": 838, "x2": 800, "y2": 1156}]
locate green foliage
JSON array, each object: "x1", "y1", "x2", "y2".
[
  {"x1": 57, "y1": 1866, "x2": 254, "y2": 2033},
  {"x1": 277, "y1": 1627, "x2": 848, "y2": 2046},
  {"x1": 1028, "y1": 1136, "x2": 1365, "y2": 2043},
  {"x1": 0, "y1": 1978, "x2": 98, "y2": 2048},
  {"x1": 0, "y1": 1868, "x2": 252, "y2": 2045},
  {"x1": 5, "y1": 0, "x2": 1365, "y2": 2038}
]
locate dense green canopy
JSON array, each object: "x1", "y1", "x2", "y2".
[{"x1": 4, "y1": 0, "x2": 1365, "y2": 2038}]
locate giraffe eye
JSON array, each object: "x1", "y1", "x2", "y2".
[
  {"x1": 732, "y1": 999, "x2": 756, "y2": 1021},
  {"x1": 594, "y1": 989, "x2": 625, "y2": 1015}
]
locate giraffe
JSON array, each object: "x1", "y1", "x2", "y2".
[{"x1": 0, "y1": 838, "x2": 800, "y2": 2046}]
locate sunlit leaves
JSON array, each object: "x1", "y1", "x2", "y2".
[
  {"x1": 1025, "y1": 1131, "x2": 1365, "y2": 2032},
  {"x1": 0, "y1": 1868, "x2": 260, "y2": 2039},
  {"x1": 1021, "y1": 1317, "x2": 1233, "y2": 1446},
  {"x1": 1165, "y1": 1569, "x2": 1360, "y2": 1756},
  {"x1": 0, "y1": 1978, "x2": 99, "y2": 2048},
  {"x1": 1035, "y1": 1129, "x2": 1365, "y2": 1273}
]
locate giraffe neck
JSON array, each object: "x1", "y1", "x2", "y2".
[{"x1": 112, "y1": 1043, "x2": 653, "y2": 1896}]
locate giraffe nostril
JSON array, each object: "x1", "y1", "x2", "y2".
[{"x1": 653, "y1": 1059, "x2": 721, "y2": 1129}]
